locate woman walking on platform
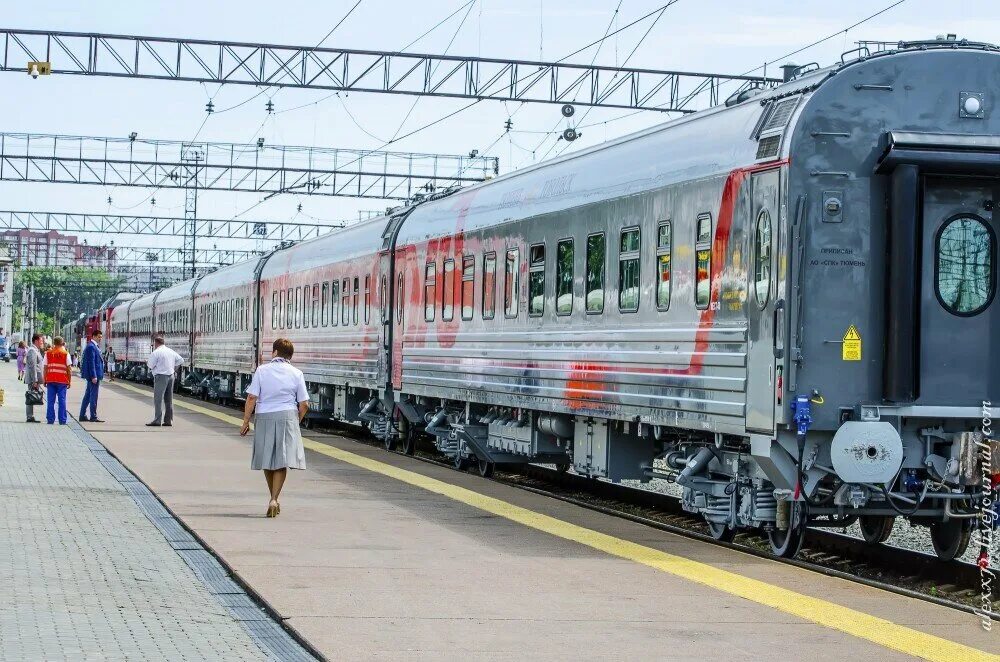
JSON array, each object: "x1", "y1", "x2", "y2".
[
  {"x1": 15, "y1": 341, "x2": 26, "y2": 381},
  {"x1": 240, "y1": 338, "x2": 308, "y2": 518}
]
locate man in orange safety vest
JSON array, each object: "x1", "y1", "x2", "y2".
[{"x1": 43, "y1": 336, "x2": 72, "y2": 425}]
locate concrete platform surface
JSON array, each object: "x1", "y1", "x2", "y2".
[{"x1": 22, "y1": 365, "x2": 999, "y2": 661}]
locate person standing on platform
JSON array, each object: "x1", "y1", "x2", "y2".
[
  {"x1": 146, "y1": 336, "x2": 183, "y2": 427},
  {"x1": 42, "y1": 336, "x2": 72, "y2": 425},
  {"x1": 79, "y1": 330, "x2": 105, "y2": 422},
  {"x1": 16, "y1": 341, "x2": 26, "y2": 381},
  {"x1": 105, "y1": 345, "x2": 117, "y2": 382},
  {"x1": 240, "y1": 338, "x2": 309, "y2": 518},
  {"x1": 24, "y1": 334, "x2": 43, "y2": 423}
]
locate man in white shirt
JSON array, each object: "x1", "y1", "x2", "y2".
[{"x1": 146, "y1": 336, "x2": 184, "y2": 427}]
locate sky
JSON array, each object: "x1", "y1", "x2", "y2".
[{"x1": 2, "y1": 0, "x2": 999, "y2": 266}]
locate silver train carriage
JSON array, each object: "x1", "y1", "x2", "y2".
[{"x1": 100, "y1": 39, "x2": 998, "y2": 560}]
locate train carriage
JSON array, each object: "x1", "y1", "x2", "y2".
[
  {"x1": 91, "y1": 38, "x2": 999, "y2": 561},
  {"x1": 122, "y1": 292, "x2": 156, "y2": 377},
  {"x1": 153, "y1": 279, "x2": 199, "y2": 383}
]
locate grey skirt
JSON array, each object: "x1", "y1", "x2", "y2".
[{"x1": 251, "y1": 409, "x2": 306, "y2": 471}]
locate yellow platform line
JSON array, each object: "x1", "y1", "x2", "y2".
[{"x1": 108, "y1": 381, "x2": 997, "y2": 662}]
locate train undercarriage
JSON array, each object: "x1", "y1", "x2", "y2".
[{"x1": 115, "y1": 360, "x2": 995, "y2": 562}]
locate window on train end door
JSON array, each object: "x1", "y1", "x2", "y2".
[
  {"x1": 482, "y1": 252, "x2": 497, "y2": 319},
  {"x1": 504, "y1": 248, "x2": 520, "y2": 318},
  {"x1": 528, "y1": 244, "x2": 545, "y2": 317},
  {"x1": 461, "y1": 256, "x2": 475, "y2": 320},
  {"x1": 556, "y1": 238, "x2": 574, "y2": 315},
  {"x1": 586, "y1": 232, "x2": 606, "y2": 314},
  {"x1": 364, "y1": 276, "x2": 371, "y2": 325},
  {"x1": 753, "y1": 211, "x2": 772, "y2": 308},
  {"x1": 695, "y1": 213, "x2": 713, "y2": 310},
  {"x1": 380, "y1": 275, "x2": 388, "y2": 323},
  {"x1": 618, "y1": 228, "x2": 640, "y2": 312},
  {"x1": 442, "y1": 260, "x2": 455, "y2": 321},
  {"x1": 936, "y1": 214, "x2": 995, "y2": 315},
  {"x1": 396, "y1": 273, "x2": 404, "y2": 324},
  {"x1": 656, "y1": 222, "x2": 672, "y2": 311},
  {"x1": 424, "y1": 262, "x2": 436, "y2": 322}
]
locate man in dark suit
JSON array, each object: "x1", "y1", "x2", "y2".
[{"x1": 80, "y1": 330, "x2": 105, "y2": 422}]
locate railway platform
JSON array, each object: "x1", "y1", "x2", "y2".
[{"x1": 1, "y1": 364, "x2": 996, "y2": 661}]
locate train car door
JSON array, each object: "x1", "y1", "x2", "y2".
[
  {"x1": 918, "y1": 178, "x2": 998, "y2": 404},
  {"x1": 377, "y1": 251, "x2": 393, "y2": 396},
  {"x1": 745, "y1": 168, "x2": 780, "y2": 433}
]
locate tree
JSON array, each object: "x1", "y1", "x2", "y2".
[{"x1": 14, "y1": 266, "x2": 126, "y2": 333}]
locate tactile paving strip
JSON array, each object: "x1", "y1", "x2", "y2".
[{"x1": 67, "y1": 420, "x2": 317, "y2": 661}]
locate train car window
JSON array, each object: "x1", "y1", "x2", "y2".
[
  {"x1": 302, "y1": 288, "x2": 310, "y2": 329},
  {"x1": 656, "y1": 222, "x2": 672, "y2": 311},
  {"x1": 312, "y1": 284, "x2": 321, "y2": 327},
  {"x1": 528, "y1": 244, "x2": 545, "y2": 317},
  {"x1": 442, "y1": 260, "x2": 455, "y2": 321},
  {"x1": 754, "y1": 211, "x2": 772, "y2": 308},
  {"x1": 295, "y1": 287, "x2": 303, "y2": 328},
  {"x1": 341, "y1": 278, "x2": 350, "y2": 325},
  {"x1": 331, "y1": 280, "x2": 340, "y2": 327},
  {"x1": 504, "y1": 248, "x2": 520, "y2": 318},
  {"x1": 424, "y1": 262, "x2": 436, "y2": 322},
  {"x1": 619, "y1": 228, "x2": 640, "y2": 312},
  {"x1": 396, "y1": 273, "x2": 404, "y2": 324},
  {"x1": 556, "y1": 239, "x2": 574, "y2": 315},
  {"x1": 277, "y1": 290, "x2": 285, "y2": 328},
  {"x1": 936, "y1": 215, "x2": 995, "y2": 315},
  {"x1": 380, "y1": 275, "x2": 388, "y2": 322},
  {"x1": 352, "y1": 277, "x2": 360, "y2": 325},
  {"x1": 364, "y1": 276, "x2": 371, "y2": 325},
  {"x1": 586, "y1": 233, "x2": 606, "y2": 313},
  {"x1": 461, "y1": 256, "x2": 475, "y2": 320},
  {"x1": 246, "y1": 297, "x2": 250, "y2": 331},
  {"x1": 483, "y1": 252, "x2": 497, "y2": 320},
  {"x1": 286, "y1": 288, "x2": 293, "y2": 329},
  {"x1": 695, "y1": 213, "x2": 713, "y2": 309},
  {"x1": 321, "y1": 283, "x2": 330, "y2": 326}
]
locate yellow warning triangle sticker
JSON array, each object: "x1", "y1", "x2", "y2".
[{"x1": 843, "y1": 325, "x2": 861, "y2": 341}]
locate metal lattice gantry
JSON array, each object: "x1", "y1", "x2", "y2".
[
  {"x1": 0, "y1": 210, "x2": 338, "y2": 241},
  {"x1": 0, "y1": 29, "x2": 782, "y2": 112},
  {"x1": 0, "y1": 133, "x2": 499, "y2": 200},
  {"x1": 85, "y1": 244, "x2": 261, "y2": 265}
]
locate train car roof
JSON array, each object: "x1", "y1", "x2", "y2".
[
  {"x1": 195, "y1": 255, "x2": 266, "y2": 295},
  {"x1": 155, "y1": 277, "x2": 200, "y2": 305},
  {"x1": 260, "y1": 215, "x2": 391, "y2": 279}
]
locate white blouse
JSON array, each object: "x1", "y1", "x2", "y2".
[{"x1": 246, "y1": 358, "x2": 309, "y2": 414}]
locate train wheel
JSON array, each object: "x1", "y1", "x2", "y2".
[
  {"x1": 930, "y1": 519, "x2": 972, "y2": 561},
  {"x1": 453, "y1": 450, "x2": 469, "y2": 470},
  {"x1": 402, "y1": 428, "x2": 417, "y2": 456},
  {"x1": 477, "y1": 458, "x2": 495, "y2": 478},
  {"x1": 555, "y1": 463, "x2": 570, "y2": 474},
  {"x1": 768, "y1": 503, "x2": 807, "y2": 558},
  {"x1": 707, "y1": 521, "x2": 736, "y2": 543},
  {"x1": 859, "y1": 515, "x2": 894, "y2": 544}
]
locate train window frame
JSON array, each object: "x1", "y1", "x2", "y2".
[
  {"x1": 618, "y1": 227, "x2": 641, "y2": 313},
  {"x1": 424, "y1": 262, "x2": 436, "y2": 322},
  {"x1": 656, "y1": 221, "x2": 672, "y2": 311},
  {"x1": 753, "y1": 210, "x2": 772, "y2": 309},
  {"x1": 482, "y1": 252, "x2": 497, "y2": 320},
  {"x1": 295, "y1": 286, "x2": 302, "y2": 328},
  {"x1": 396, "y1": 272, "x2": 404, "y2": 324},
  {"x1": 352, "y1": 277, "x2": 360, "y2": 325},
  {"x1": 442, "y1": 259, "x2": 455, "y2": 321},
  {"x1": 695, "y1": 213, "x2": 714, "y2": 310},
  {"x1": 341, "y1": 278, "x2": 350, "y2": 325},
  {"x1": 286, "y1": 288, "x2": 293, "y2": 328},
  {"x1": 461, "y1": 255, "x2": 475, "y2": 321},
  {"x1": 364, "y1": 275, "x2": 371, "y2": 325},
  {"x1": 504, "y1": 247, "x2": 520, "y2": 319},
  {"x1": 380, "y1": 275, "x2": 388, "y2": 323},
  {"x1": 331, "y1": 280, "x2": 340, "y2": 327},
  {"x1": 555, "y1": 238, "x2": 574, "y2": 316},
  {"x1": 312, "y1": 283, "x2": 321, "y2": 327},
  {"x1": 934, "y1": 213, "x2": 996, "y2": 317},
  {"x1": 321, "y1": 282, "x2": 329, "y2": 326},
  {"x1": 586, "y1": 232, "x2": 606, "y2": 314},
  {"x1": 528, "y1": 243, "x2": 545, "y2": 317}
]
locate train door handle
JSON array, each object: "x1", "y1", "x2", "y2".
[{"x1": 773, "y1": 299, "x2": 786, "y2": 359}]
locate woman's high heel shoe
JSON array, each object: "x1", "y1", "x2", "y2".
[
  {"x1": 275, "y1": 503, "x2": 280, "y2": 515},
  {"x1": 266, "y1": 503, "x2": 278, "y2": 518}
]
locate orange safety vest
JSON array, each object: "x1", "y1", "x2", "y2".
[{"x1": 44, "y1": 348, "x2": 71, "y2": 385}]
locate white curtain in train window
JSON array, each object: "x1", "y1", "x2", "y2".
[{"x1": 937, "y1": 215, "x2": 994, "y2": 315}]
